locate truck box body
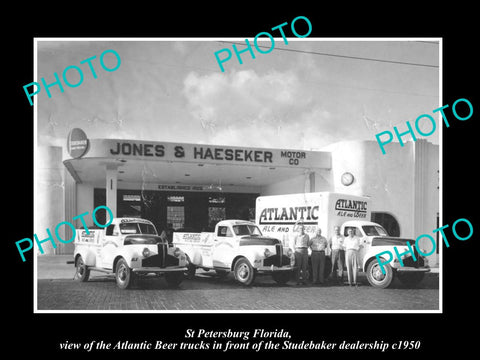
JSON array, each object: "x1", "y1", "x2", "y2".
[{"x1": 256, "y1": 192, "x2": 371, "y2": 249}]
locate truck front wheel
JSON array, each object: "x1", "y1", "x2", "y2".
[
  {"x1": 234, "y1": 258, "x2": 255, "y2": 286},
  {"x1": 115, "y1": 258, "x2": 134, "y2": 289},
  {"x1": 366, "y1": 259, "x2": 394, "y2": 288},
  {"x1": 165, "y1": 272, "x2": 184, "y2": 288},
  {"x1": 75, "y1": 256, "x2": 90, "y2": 282}
]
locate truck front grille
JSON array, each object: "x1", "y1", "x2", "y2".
[
  {"x1": 275, "y1": 244, "x2": 283, "y2": 267},
  {"x1": 141, "y1": 243, "x2": 168, "y2": 268},
  {"x1": 401, "y1": 248, "x2": 425, "y2": 268}
]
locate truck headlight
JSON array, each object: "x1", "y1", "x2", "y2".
[
  {"x1": 142, "y1": 248, "x2": 151, "y2": 258},
  {"x1": 173, "y1": 247, "x2": 181, "y2": 257},
  {"x1": 286, "y1": 248, "x2": 293, "y2": 258},
  {"x1": 264, "y1": 248, "x2": 271, "y2": 258}
]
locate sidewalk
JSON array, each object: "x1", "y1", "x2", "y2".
[{"x1": 37, "y1": 255, "x2": 77, "y2": 279}]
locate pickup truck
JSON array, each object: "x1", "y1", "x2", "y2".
[
  {"x1": 73, "y1": 217, "x2": 188, "y2": 289},
  {"x1": 173, "y1": 220, "x2": 295, "y2": 286}
]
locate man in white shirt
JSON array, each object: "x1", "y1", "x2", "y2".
[{"x1": 344, "y1": 228, "x2": 363, "y2": 287}]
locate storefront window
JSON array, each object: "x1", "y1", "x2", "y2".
[{"x1": 167, "y1": 206, "x2": 184, "y2": 230}]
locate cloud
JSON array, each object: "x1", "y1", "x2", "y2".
[{"x1": 182, "y1": 69, "x2": 338, "y2": 150}]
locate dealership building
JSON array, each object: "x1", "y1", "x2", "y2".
[{"x1": 37, "y1": 130, "x2": 440, "y2": 266}]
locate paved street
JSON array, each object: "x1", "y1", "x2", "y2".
[{"x1": 36, "y1": 257, "x2": 439, "y2": 311}]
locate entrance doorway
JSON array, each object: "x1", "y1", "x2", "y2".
[{"x1": 94, "y1": 188, "x2": 258, "y2": 234}]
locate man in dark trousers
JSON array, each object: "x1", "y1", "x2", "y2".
[
  {"x1": 329, "y1": 226, "x2": 345, "y2": 284},
  {"x1": 309, "y1": 228, "x2": 328, "y2": 285}
]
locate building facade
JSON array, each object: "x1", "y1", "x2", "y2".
[{"x1": 36, "y1": 133, "x2": 439, "y2": 266}]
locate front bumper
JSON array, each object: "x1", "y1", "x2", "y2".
[
  {"x1": 256, "y1": 265, "x2": 295, "y2": 273},
  {"x1": 132, "y1": 266, "x2": 187, "y2": 274}
]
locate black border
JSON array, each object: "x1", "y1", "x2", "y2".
[{"x1": 8, "y1": 6, "x2": 478, "y2": 357}]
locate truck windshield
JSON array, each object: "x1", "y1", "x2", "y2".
[
  {"x1": 362, "y1": 225, "x2": 388, "y2": 236},
  {"x1": 232, "y1": 224, "x2": 262, "y2": 236},
  {"x1": 120, "y1": 223, "x2": 158, "y2": 235}
]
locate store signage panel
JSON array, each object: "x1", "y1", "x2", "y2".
[
  {"x1": 67, "y1": 128, "x2": 89, "y2": 159},
  {"x1": 84, "y1": 139, "x2": 330, "y2": 168}
]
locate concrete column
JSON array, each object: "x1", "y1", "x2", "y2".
[
  {"x1": 37, "y1": 146, "x2": 64, "y2": 255},
  {"x1": 106, "y1": 165, "x2": 118, "y2": 217},
  {"x1": 61, "y1": 169, "x2": 77, "y2": 254}
]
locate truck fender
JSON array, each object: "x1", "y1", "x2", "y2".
[
  {"x1": 112, "y1": 255, "x2": 129, "y2": 272},
  {"x1": 236, "y1": 248, "x2": 260, "y2": 267},
  {"x1": 176, "y1": 245, "x2": 204, "y2": 267},
  {"x1": 115, "y1": 248, "x2": 137, "y2": 268},
  {"x1": 363, "y1": 246, "x2": 397, "y2": 271},
  {"x1": 363, "y1": 254, "x2": 394, "y2": 272},
  {"x1": 231, "y1": 255, "x2": 254, "y2": 271},
  {"x1": 75, "y1": 247, "x2": 95, "y2": 267}
]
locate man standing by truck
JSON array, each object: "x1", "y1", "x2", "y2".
[
  {"x1": 329, "y1": 226, "x2": 345, "y2": 285},
  {"x1": 344, "y1": 228, "x2": 363, "y2": 287},
  {"x1": 309, "y1": 228, "x2": 328, "y2": 285},
  {"x1": 293, "y1": 221, "x2": 310, "y2": 285}
]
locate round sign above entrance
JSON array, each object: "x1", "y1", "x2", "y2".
[
  {"x1": 67, "y1": 128, "x2": 89, "y2": 159},
  {"x1": 341, "y1": 172, "x2": 354, "y2": 186}
]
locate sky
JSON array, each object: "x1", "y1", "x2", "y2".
[{"x1": 36, "y1": 39, "x2": 440, "y2": 151}]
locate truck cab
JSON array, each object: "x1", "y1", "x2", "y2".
[
  {"x1": 73, "y1": 217, "x2": 188, "y2": 289},
  {"x1": 173, "y1": 220, "x2": 295, "y2": 286},
  {"x1": 341, "y1": 220, "x2": 430, "y2": 288}
]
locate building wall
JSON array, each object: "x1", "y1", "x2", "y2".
[
  {"x1": 76, "y1": 183, "x2": 94, "y2": 227},
  {"x1": 36, "y1": 146, "x2": 65, "y2": 255},
  {"x1": 47, "y1": 139, "x2": 439, "y2": 267},
  {"x1": 261, "y1": 173, "x2": 312, "y2": 196},
  {"x1": 322, "y1": 139, "x2": 439, "y2": 266}
]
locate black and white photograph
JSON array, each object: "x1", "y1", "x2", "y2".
[
  {"x1": 33, "y1": 38, "x2": 441, "y2": 312},
  {"x1": 8, "y1": 8, "x2": 478, "y2": 357}
]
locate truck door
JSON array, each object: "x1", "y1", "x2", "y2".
[
  {"x1": 212, "y1": 225, "x2": 236, "y2": 269},
  {"x1": 100, "y1": 224, "x2": 122, "y2": 270}
]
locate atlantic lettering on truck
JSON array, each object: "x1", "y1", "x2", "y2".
[{"x1": 255, "y1": 192, "x2": 431, "y2": 288}]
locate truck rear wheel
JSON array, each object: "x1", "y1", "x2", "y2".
[
  {"x1": 272, "y1": 271, "x2": 291, "y2": 285},
  {"x1": 75, "y1": 256, "x2": 90, "y2": 282},
  {"x1": 234, "y1": 258, "x2": 255, "y2": 286},
  {"x1": 115, "y1": 258, "x2": 134, "y2": 289},
  {"x1": 165, "y1": 272, "x2": 184, "y2": 288},
  {"x1": 397, "y1": 272, "x2": 425, "y2": 287},
  {"x1": 366, "y1": 259, "x2": 394, "y2": 288}
]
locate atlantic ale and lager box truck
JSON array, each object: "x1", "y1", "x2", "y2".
[{"x1": 256, "y1": 192, "x2": 430, "y2": 288}]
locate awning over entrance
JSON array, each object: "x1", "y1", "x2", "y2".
[
  {"x1": 63, "y1": 138, "x2": 332, "y2": 187},
  {"x1": 63, "y1": 138, "x2": 332, "y2": 220}
]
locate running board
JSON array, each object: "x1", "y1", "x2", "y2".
[{"x1": 88, "y1": 267, "x2": 114, "y2": 274}]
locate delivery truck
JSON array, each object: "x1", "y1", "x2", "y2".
[{"x1": 256, "y1": 192, "x2": 430, "y2": 288}]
